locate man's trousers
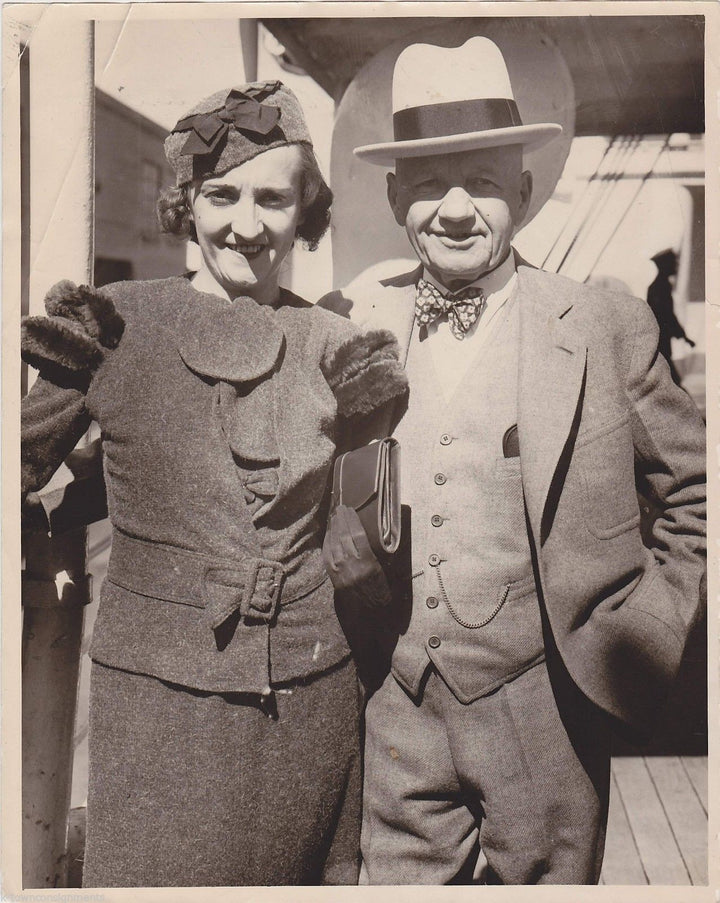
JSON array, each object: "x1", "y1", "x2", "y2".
[{"x1": 361, "y1": 659, "x2": 611, "y2": 884}]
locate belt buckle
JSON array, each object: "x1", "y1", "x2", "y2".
[
  {"x1": 242, "y1": 558, "x2": 285, "y2": 624},
  {"x1": 202, "y1": 564, "x2": 247, "y2": 631}
]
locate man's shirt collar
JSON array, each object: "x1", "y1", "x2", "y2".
[{"x1": 421, "y1": 249, "x2": 517, "y2": 310}]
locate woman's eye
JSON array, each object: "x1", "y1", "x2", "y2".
[
  {"x1": 204, "y1": 191, "x2": 233, "y2": 206},
  {"x1": 258, "y1": 191, "x2": 290, "y2": 207}
]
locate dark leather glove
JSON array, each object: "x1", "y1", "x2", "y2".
[
  {"x1": 323, "y1": 505, "x2": 391, "y2": 608},
  {"x1": 22, "y1": 492, "x2": 50, "y2": 534}
]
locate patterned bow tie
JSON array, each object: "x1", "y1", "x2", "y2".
[{"x1": 415, "y1": 278, "x2": 486, "y2": 340}]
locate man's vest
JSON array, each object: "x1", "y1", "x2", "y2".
[{"x1": 392, "y1": 296, "x2": 545, "y2": 703}]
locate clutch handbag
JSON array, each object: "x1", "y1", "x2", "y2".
[{"x1": 330, "y1": 438, "x2": 401, "y2": 556}]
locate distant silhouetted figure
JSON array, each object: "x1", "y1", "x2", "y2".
[{"x1": 647, "y1": 249, "x2": 695, "y2": 385}]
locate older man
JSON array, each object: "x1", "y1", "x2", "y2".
[{"x1": 320, "y1": 36, "x2": 706, "y2": 885}]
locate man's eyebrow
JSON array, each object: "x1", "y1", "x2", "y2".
[{"x1": 401, "y1": 170, "x2": 440, "y2": 183}]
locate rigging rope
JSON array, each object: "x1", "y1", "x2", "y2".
[
  {"x1": 560, "y1": 135, "x2": 641, "y2": 274},
  {"x1": 542, "y1": 134, "x2": 618, "y2": 271},
  {"x1": 584, "y1": 134, "x2": 672, "y2": 281}
]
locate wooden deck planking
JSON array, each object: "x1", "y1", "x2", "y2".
[
  {"x1": 611, "y1": 757, "x2": 691, "y2": 885},
  {"x1": 681, "y1": 756, "x2": 708, "y2": 814},
  {"x1": 647, "y1": 757, "x2": 708, "y2": 885},
  {"x1": 600, "y1": 769, "x2": 647, "y2": 885}
]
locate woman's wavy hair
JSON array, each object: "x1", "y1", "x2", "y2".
[{"x1": 156, "y1": 144, "x2": 332, "y2": 251}]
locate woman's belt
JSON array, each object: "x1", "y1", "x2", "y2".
[{"x1": 107, "y1": 530, "x2": 327, "y2": 631}]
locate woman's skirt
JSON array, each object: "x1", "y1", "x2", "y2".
[{"x1": 82, "y1": 656, "x2": 362, "y2": 887}]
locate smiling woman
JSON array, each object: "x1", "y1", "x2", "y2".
[
  {"x1": 20, "y1": 80, "x2": 408, "y2": 887},
  {"x1": 158, "y1": 141, "x2": 332, "y2": 247},
  {"x1": 189, "y1": 146, "x2": 305, "y2": 306}
]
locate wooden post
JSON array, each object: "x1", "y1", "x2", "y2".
[
  {"x1": 21, "y1": 10, "x2": 95, "y2": 888},
  {"x1": 239, "y1": 19, "x2": 259, "y2": 82},
  {"x1": 22, "y1": 532, "x2": 90, "y2": 887}
]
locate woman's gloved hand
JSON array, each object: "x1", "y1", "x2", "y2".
[
  {"x1": 323, "y1": 505, "x2": 391, "y2": 608},
  {"x1": 21, "y1": 281, "x2": 124, "y2": 374},
  {"x1": 22, "y1": 492, "x2": 50, "y2": 534}
]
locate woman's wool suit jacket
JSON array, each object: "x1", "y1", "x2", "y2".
[{"x1": 21, "y1": 276, "x2": 407, "y2": 694}]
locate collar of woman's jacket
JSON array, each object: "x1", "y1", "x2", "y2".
[{"x1": 176, "y1": 283, "x2": 285, "y2": 383}]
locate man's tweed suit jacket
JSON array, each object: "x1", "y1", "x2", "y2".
[{"x1": 319, "y1": 257, "x2": 707, "y2": 738}]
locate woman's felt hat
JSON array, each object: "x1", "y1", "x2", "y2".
[
  {"x1": 354, "y1": 37, "x2": 562, "y2": 165},
  {"x1": 165, "y1": 81, "x2": 313, "y2": 185}
]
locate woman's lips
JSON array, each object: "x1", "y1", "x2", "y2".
[{"x1": 227, "y1": 243, "x2": 264, "y2": 258}]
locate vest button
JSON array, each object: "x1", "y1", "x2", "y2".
[
  {"x1": 426, "y1": 596, "x2": 439, "y2": 609},
  {"x1": 428, "y1": 636, "x2": 441, "y2": 649},
  {"x1": 440, "y1": 434, "x2": 452, "y2": 446},
  {"x1": 428, "y1": 554, "x2": 441, "y2": 567},
  {"x1": 434, "y1": 473, "x2": 447, "y2": 486},
  {"x1": 431, "y1": 515, "x2": 444, "y2": 527}
]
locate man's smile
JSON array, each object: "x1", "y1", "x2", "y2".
[{"x1": 430, "y1": 232, "x2": 484, "y2": 250}]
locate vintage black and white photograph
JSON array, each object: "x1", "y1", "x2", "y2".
[{"x1": 2, "y1": 2, "x2": 717, "y2": 897}]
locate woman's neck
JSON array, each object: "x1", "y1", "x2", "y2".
[{"x1": 190, "y1": 268, "x2": 280, "y2": 307}]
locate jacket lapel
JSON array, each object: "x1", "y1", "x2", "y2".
[
  {"x1": 516, "y1": 265, "x2": 587, "y2": 545},
  {"x1": 368, "y1": 266, "x2": 420, "y2": 366}
]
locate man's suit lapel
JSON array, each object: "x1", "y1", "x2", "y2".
[
  {"x1": 516, "y1": 265, "x2": 588, "y2": 546},
  {"x1": 370, "y1": 267, "x2": 420, "y2": 366}
]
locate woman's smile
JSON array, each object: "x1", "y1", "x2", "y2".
[{"x1": 225, "y1": 242, "x2": 266, "y2": 258}]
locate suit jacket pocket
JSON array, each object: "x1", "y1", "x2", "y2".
[{"x1": 578, "y1": 416, "x2": 640, "y2": 539}]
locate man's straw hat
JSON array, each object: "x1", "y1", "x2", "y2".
[{"x1": 355, "y1": 37, "x2": 562, "y2": 165}]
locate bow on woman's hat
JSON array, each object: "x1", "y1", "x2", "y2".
[{"x1": 165, "y1": 80, "x2": 313, "y2": 184}]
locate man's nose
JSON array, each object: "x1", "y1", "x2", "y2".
[
  {"x1": 437, "y1": 187, "x2": 475, "y2": 222},
  {"x1": 230, "y1": 199, "x2": 262, "y2": 239}
]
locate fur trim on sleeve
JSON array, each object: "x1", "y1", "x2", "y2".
[
  {"x1": 21, "y1": 281, "x2": 124, "y2": 374},
  {"x1": 325, "y1": 329, "x2": 408, "y2": 418},
  {"x1": 44, "y1": 280, "x2": 125, "y2": 348},
  {"x1": 22, "y1": 316, "x2": 102, "y2": 371}
]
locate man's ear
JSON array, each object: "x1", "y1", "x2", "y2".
[
  {"x1": 517, "y1": 170, "x2": 533, "y2": 225},
  {"x1": 386, "y1": 171, "x2": 405, "y2": 227}
]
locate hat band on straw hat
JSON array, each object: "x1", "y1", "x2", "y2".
[{"x1": 394, "y1": 98, "x2": 523, "y2": 142}]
